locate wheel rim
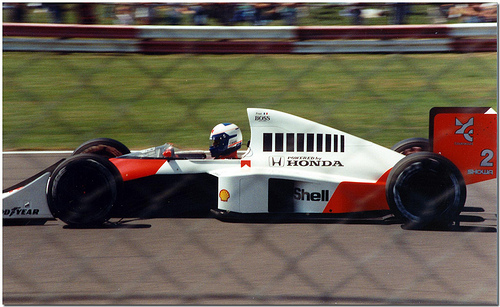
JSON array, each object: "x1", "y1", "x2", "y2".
[
  {"x1": 401, "y1": 146, "x2": 425, "y2": 155},
  {"x1": 78, "y1": 144, "x2": 124, "y2": 158}
]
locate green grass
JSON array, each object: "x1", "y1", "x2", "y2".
[{"x1": 3, "y1": 52, "x2": 497, "y2": 151}]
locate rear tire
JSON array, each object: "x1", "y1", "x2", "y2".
[
  {"x1": 73, "y1": 138, "x2": 130, "y2": 158},
  {"x1": 386, "y1": 152, "x2": 466, "y2": 230},
  {"x1": 391, "y1": 138, "x2": 430, "y2": 155},
  {"x1": 47, "y1": 154, "x2": 122, "y2": 227}
]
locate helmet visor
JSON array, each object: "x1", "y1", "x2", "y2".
[{"x1": 212, "y1": 137, "x2": 221, "y2": 148}]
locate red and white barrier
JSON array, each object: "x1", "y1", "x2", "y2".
[{"x1": 3, "y1": 23, "x2": 497, "y2": 54}]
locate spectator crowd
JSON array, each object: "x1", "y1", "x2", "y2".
[
  {"x1": 5, "y1": 3, "x2": 497, "y2": 26},
  {"x1": 6, "y1": 3, "x2": 300, "y2": 25}
]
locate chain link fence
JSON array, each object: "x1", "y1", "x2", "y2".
[
  {"x1": 3, "y1": 52, "x2": 497, "y2": 150},
  {"x1": 3, "y1": 214, "x2": 497, "y2": 304},
  {"x1": 3, "y1": 47, "x2": 498, "y2": 305}
]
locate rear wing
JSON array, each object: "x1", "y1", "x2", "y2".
[{"x1": 430, "y1": 107, "x2": 497, "y2": 184}]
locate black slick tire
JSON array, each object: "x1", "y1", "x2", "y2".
[
  {"x1": 386, "y1": 152, "x2": 466, "y2": 230},
  {"x1": 47, "y1": 154, "x2": 123, "y2": 227}
]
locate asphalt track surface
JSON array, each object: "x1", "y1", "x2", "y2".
[{"x1": 3, "y1": 152, "x2": 498, "y2": 305}]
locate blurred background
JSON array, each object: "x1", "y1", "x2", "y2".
[
  {"x1": 2, "y1": 3, "x2": 497, "y2": 152},
  {"x1": 3, "y1": 2, "x2": 498, "y2": 25}
]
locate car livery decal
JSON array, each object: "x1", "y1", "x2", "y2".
[
  {"x1": 323, "y1": 169, "x2": 391, "y2": 214},
  {"x1": 219, "y1": 189, "x2": 230, "y2": 202},
  {"x1": 241, "y1": 160, "x2": 251, "y2": 168},
  {"x1": 263, "y1": 133, "x2": 345, "y2": 153},
  {"x1": 4, "y1": 206, "x2": 40, "y2": 217},
  {"x1": 111, "y1": 158, "x2": 166, "y2": 181},
  {"x1": 269, "y1": 156, "x2": 344, "y2": 168}
]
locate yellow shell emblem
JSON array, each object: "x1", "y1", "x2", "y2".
[{"x1": 219, "y1": 189, "x2": 230, "y2": 202}]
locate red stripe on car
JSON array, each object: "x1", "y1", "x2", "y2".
[
  {"x1": 323, "y1": 169, "x2": 391, "y2": 214},
  {"x1": 110, "y1": 158, "x2": 166, "y2": 181}
]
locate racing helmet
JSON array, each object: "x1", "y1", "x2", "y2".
[{"x1": 209, "y1": 123, "x2": 242, "y2": 158}]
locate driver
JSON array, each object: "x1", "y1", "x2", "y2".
[{"x1": 209, "y1": 123, "x2": 242, "y2": 159}]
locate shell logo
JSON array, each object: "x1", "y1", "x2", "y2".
[{"x1": 219, "y1": 189, "x2": 230, "y2": 202}]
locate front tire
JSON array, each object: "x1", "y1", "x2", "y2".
[
  {"x1": 386, "y1": 152, "x2": 466, "y2": 229},
  {"x1": 47, "y1": 154, "x2": 122, "y2": 227}
]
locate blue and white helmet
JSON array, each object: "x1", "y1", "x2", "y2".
[{"x1": 209, "y1": 123, "x2": 242, "y2": 158}]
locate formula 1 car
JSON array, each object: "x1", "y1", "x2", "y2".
[{"x1": 3, "y1": 107, "x2": 497, "y2": 229}]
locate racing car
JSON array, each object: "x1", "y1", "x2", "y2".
[{"x1": 3, "y1": 107, "x2": 497, "y2": 229}]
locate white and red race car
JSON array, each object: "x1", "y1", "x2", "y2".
[{"x1": 3, "y1": 107, "x2": 497, "y2": 229}]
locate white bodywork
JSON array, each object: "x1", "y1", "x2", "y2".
[
  {"x1": 3, "y1": 108, "x2": 404, "y2": 220},
  {"x1": 210, "y1": 108, "x2": 404, "y2": 213},
  {"x1": 3, "y1": 173, "x2": 54, "y2": 219}
]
